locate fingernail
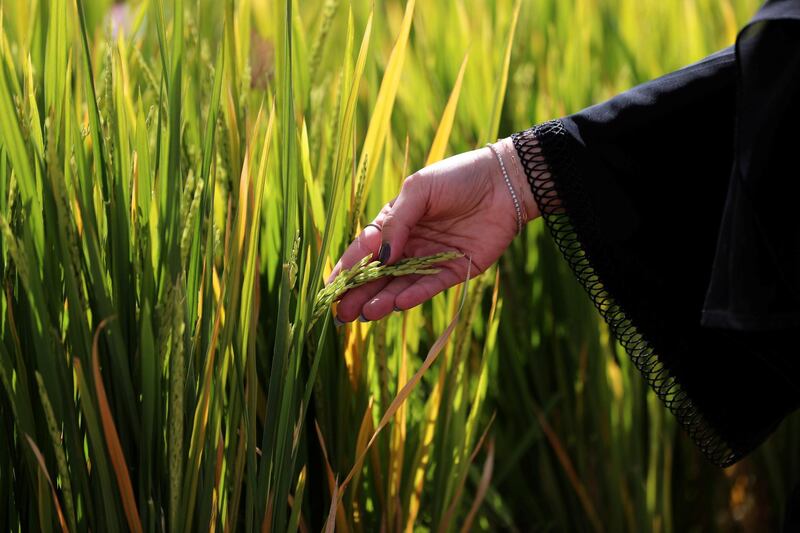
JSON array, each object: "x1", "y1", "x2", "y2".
[
  {"x1": 393, "y1": 305, "x2": 402, "y2": 312},
  {"x1": 358, "y1": 313, "x2": 370, "y2": 323},
  {"x1": 333, "y1": 316, "x2": 345, "y2": 327},
  {"x1": 378, "y1": 242, "x2": 391, "y2": 265}
]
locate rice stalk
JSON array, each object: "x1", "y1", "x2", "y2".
[
  {"x1": 34, "y1": 372, "x2": 77, "y2": 533},
  {"x1": 308, "y1": 0, "x2": 339, "y2": 81},
  {"x1": 168, "y1": 279, "x2": 186, "y2": 533}
]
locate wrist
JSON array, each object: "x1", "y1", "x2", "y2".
[{"x1": 493, "y1": 137, "x2": 540, "y2": 223}]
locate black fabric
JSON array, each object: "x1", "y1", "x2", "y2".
[
  {"x1": 786, "y1": 482, "x2": 800, "y2": 532},
  {"x1": 511, "y1": 0, "x2": 800, "y2": 469},
  {"x1": 703, "y1": 0, "x2": 800, "y2": 330}
]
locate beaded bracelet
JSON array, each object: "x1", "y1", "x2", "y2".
[{"x1": 486, "y1": 142, "x2": 525, "y2": 234}]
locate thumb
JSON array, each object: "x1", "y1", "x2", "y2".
[{"x1": 378, "y1": 173, "x2": 429, "y2": 265}]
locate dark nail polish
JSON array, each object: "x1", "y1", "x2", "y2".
[
  {"x1": 333, "y1": 316, "x2": 344, "y2": 327},
  {"x1": 378, "y1": 242, "x2": 391, "y2": 265},
  {"x1": 358, "y1": 313, "x2": 369, "y2": 323}
]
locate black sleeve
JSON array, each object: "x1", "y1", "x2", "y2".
[{"x1": 511, "y1": 1, "x2": 800, "y2": 467}]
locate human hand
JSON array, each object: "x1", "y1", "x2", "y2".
[{"x1": 327, "y1": 137, "x2": 538, "y2": 323}]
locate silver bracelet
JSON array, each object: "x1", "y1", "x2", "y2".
[{"x1": 486, "y1": 142, "x2": 524, "y2": 234}]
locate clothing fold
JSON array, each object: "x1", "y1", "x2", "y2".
[{"x1": 702, "y1": 1, "x2": 800, "y2": 329}]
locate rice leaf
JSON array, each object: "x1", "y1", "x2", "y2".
[
  {"x1": 425, "y1": 51, "x2": 469, "y2": 166},
  {"x1": 92, "y1": 317, "x2": 144, "y2": 533},
  {"x1": 23, "y1": 435, "x2": 70, "y2": 533},
  {"x1": 356, "y1": 0, "x2": 415, "y2": 193}
]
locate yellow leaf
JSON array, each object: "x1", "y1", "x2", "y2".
[
  {"x1": 425, "y1": 52, "x2": 469, "y2": 166},
  {"x1": 483, "y1": 0, "x2": 521, "y2": 143},
  {"x1": 358, "y1": 0, "x2": 415, "y2": 193}
]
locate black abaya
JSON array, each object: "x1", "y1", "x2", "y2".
[{"x1": 511, "y1": 0, "x2": 800, "y2": 469}]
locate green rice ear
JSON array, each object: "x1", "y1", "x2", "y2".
[{"x1": 310, "y1": 251, "x2": 463, "y2": 327}]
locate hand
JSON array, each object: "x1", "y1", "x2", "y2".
[{"x1": 327, "y1": 137, "x2": 538, "y2": 323}]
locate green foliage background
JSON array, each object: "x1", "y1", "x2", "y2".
[{"x1": 0, "y1": 0, "x2": 796, "y2": 531}]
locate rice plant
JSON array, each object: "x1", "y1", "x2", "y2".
[{"x1": 0, "y1": 0, "x2": 795, "y2": 531}]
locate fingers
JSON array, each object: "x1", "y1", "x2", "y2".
[
  {"x1": 335, "y1": 277, "x2": 391, "y2": 323},
  {"x1": 326, "y1": 206, "x2": 393, "y2": 323},
  {"x1": 395, "y1": 269, "x2": 463, "y2": 310},
  {"x1": 360, "y1": 275, "x2": 420, "y2": 320},
  {"x1": 326, "y1": 223, "x2": 383, "y2": 285},
  {"x1": 346, "y1": 267, "x2": 463, "y2": 324},
  {"x1": 377, "y1": 173, "x2": 429, "y2": 265}
]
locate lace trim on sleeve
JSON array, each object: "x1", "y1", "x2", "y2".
[{"x1": 511, "y1": 119, "x2": 741, "y2": 467}]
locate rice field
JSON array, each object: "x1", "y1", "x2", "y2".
[{"x1": 0, "y1": 0, "x2": 797, "y2": 530}]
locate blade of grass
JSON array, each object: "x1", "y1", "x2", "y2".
[
  {"x1": 24, "y1": 435, "x2": 69, "y2": 533},
  {"x1": 356, "y1": 0, "x2": 415, "y2": 193},
  {"x1": 459, "y1": 439, "x2": 495, "y2": 533},
  {"x1": 315, "y1": 421, "x2": 349, "y2": 533},
  {"x1": 287, "y1": 466, "x2": 307, "y2": 533},
  {"x1": 438, "y1": 413, "x2": 495, "y2": 532},
  {"x1": 425, "y1": 51, "x2": 469, "y2": 166},
  {"x1": 92, "y1": 317, "x2": 144, "y2": 533},
  {"x1": 531, "y1": 397, "x2": 602, "y2": 533},
  {"x1": 481, "y1": 0, "x2": 521, "y2": 144},
  {"x1": 34, "y1": 372, "x2": 77, "y2": 533}
]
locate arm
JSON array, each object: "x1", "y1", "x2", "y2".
[{"x1": 329, "y1": 3, "x2": 800, "y2": 467}]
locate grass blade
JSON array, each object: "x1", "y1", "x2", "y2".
[
  {"x1": 92, "y1": 317, "x2": 144, "y2": 533},
  {"x1": 425, "y1": 51, "x2": 469, "y2": 166},
  {"x1": 482, "y1": 0, "x2": 520, "y2": 144},
  {"x1": 23, "y1": 435, "x2": 69, "y2": 533},
  {"x1": 356, "y1": 0, "x2": 415, "y2": 193}
]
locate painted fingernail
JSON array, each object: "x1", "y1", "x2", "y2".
[
  {"x1": 378, "y1": 242, "x2": 391, "y2": 265},
  {"x1": 333, "y1": 316, "x2": 345, "y2": 327},
  {"x1": 358, "y1": 313, "x2": 370, "y2": 323}
]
